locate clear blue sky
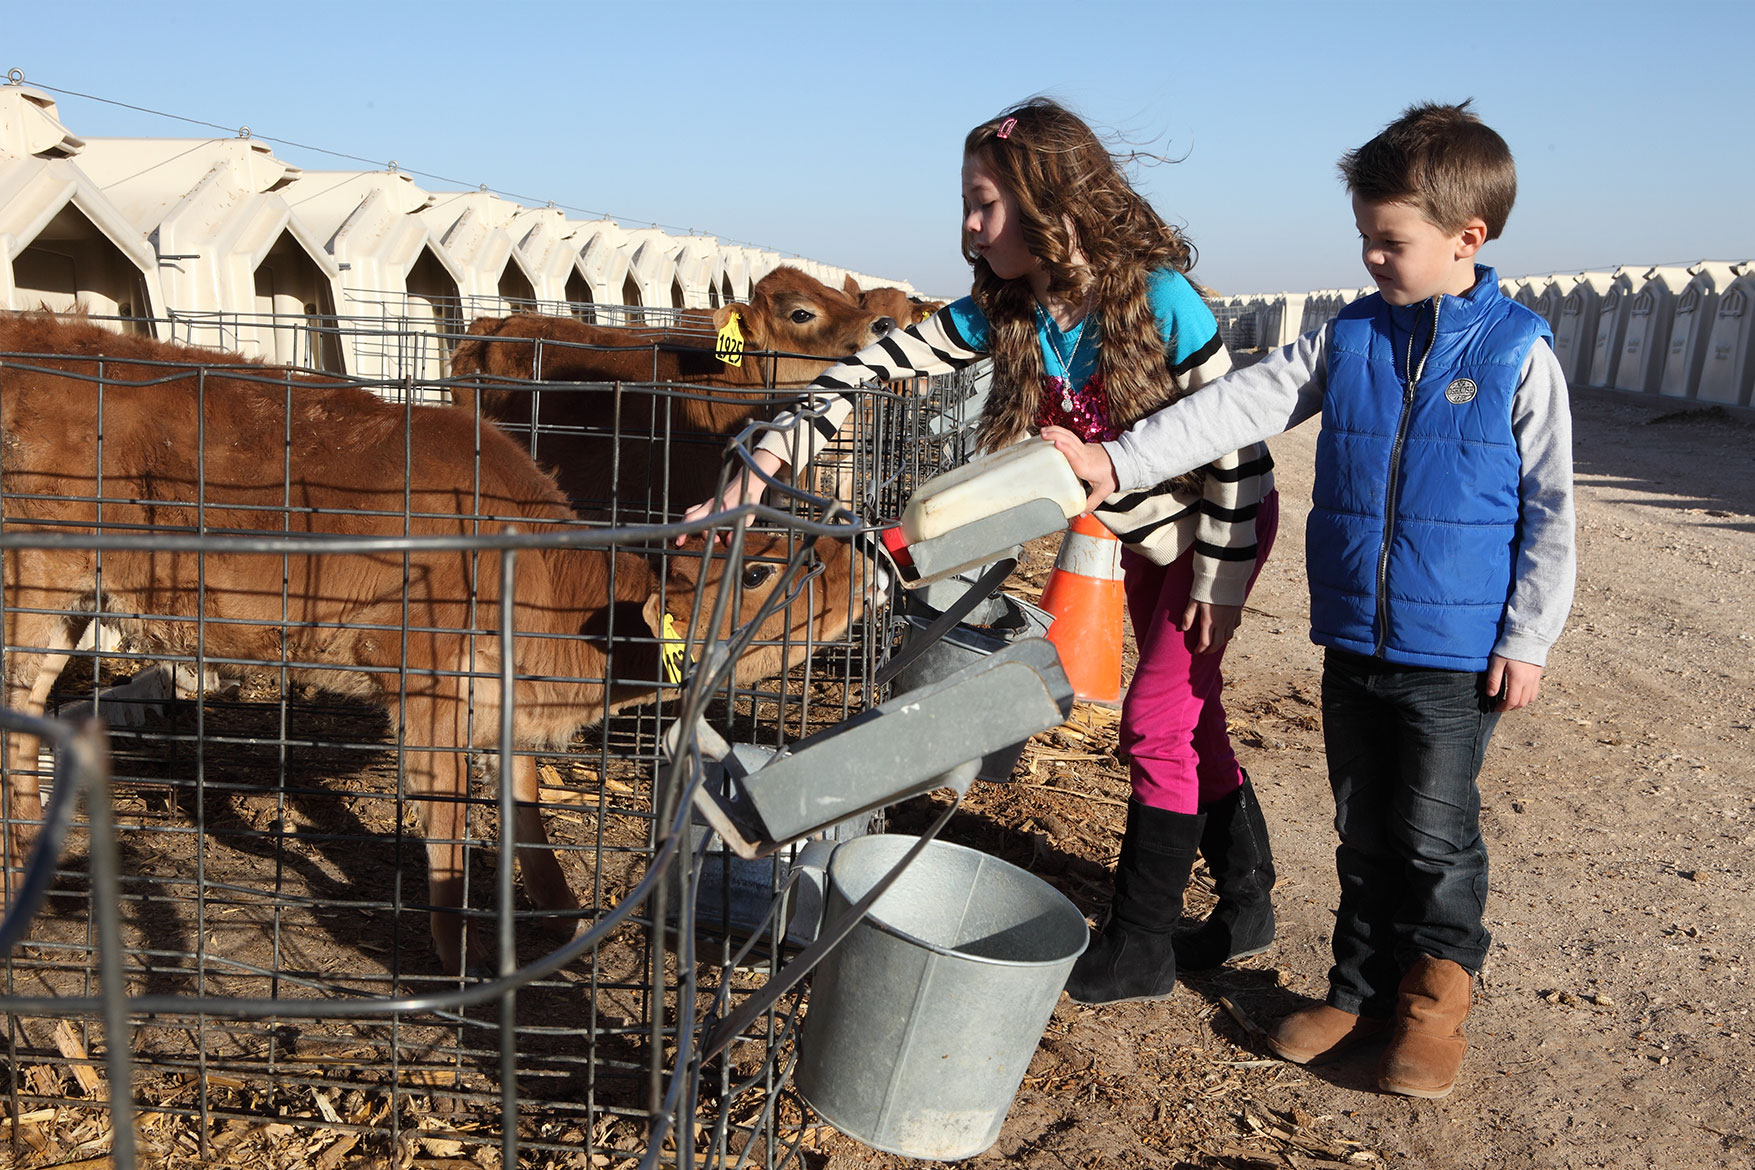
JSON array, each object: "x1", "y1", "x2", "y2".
[{"x1": 8, "y1": 0, "x2": 1751, "y2": 300}]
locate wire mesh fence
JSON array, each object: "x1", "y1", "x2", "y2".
[{"x1": 0, "y1": 304, "x2": 988, "y2": 1168}]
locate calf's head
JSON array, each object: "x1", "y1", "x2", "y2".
[
  {"x1": 641, "y1": 530, "x2": 888, "y2": 686},
  {"x1": 718, "y1": 267, "x2": 895, "y2": 384}
]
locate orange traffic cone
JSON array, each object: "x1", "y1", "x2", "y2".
[{"x1": 1038, "y1": 512, "x2": 1125, "y2": 705}]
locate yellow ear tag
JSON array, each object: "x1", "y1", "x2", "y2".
[
  {"x1": 660, "y1": 613, "x2": 688, "y2": 684},
  {"x1": 714, "y1": 311, "x2": 745, "y2": 367},
  {"x1": 916, "y1": 306, "x2": 933, "y2": 323}
]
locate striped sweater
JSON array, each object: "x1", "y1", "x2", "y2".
[{"x1": 757, "y1": 281, "x2": 1276, "y2": 606}]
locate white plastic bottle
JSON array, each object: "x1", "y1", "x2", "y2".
[
  {"x1": 898, "y1": 440, "x2": 1087, "y2": 544},
  {"x1": 879, "y1": 441, "x2": 1091, "y2": 585}
]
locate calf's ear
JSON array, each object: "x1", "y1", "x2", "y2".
[
  {"x1": 641, "y1": 594, "x2": 667, "y2": 639},
  {"x1": 842, "y1": 275, "x2": 861, "y2": 299},
  {"x1": 642, "y1": 593, "x2": 696, "y2": 685},
  {"x1": 713, "y1": 301, "x2": 764, "y2": 351}
]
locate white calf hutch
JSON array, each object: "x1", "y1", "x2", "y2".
[
  {"x1": 419, "y1": 189, "x2": 542, "y2": 320},
  {"x1": 622, "y1": 227, "x2": 688, "y2": 311},
  {"x1": 1695, "y1": 266, "x2": 1755, "y2": 407},
  {"x1": 671, "y1": 235, "x2": 727, "y2": 309},
  {"x1": 72, "y1": 136, "x2": 345, "y2": 370},
  {"x1": 1658, "y1": 261, "x2": 1738, "y2": 399},
  {"x1": 0, "y1": 88, "x2": 163, "y2": 323},
  {"x1": 1587, "y1": 268, "x2": 1640, "y2": 389},
  {"x1": 568, "y1": 218, "x2": 638, "y2": 322},
  {"x1": 1532, "y1": 273, "x2": 1577, "y2": 337},
  {"x1": 1613, "y1": 264, "x2": 1691, "y2": 394},
  {"x1": 277, "y1": 168, "x2": 467, "y2": 385},
  {"x1": 507, "y1": 205, "x2": 588, "y2": 309},
  {"x1": 1552, "y1": 270, "x2": 1615, "y2": 386}
]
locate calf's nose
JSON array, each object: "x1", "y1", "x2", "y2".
[
  {"x1": 850, "y1": 529, "x2": 896, "y2": 602},
  {"x1": 867, "y1": 555, "x2": 894, "y2": 601}
]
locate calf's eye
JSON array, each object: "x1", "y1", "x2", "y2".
[
  {"x1": 742, "y1": 564, "x2": 776, "y2": 590},
  {"x1": 790, "y1": 309, "x2": 816, "y2": 324}
]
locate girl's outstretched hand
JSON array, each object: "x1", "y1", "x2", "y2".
[
  {"x1": 1041, "y1": 426, "x2": 1118, "y2": 513},
  {"x1": 677, "y1": 449, "x2": 789, "y2": 546},
  {"x1": 678, "y1": 473, "x2": 752, "y2": 546}
]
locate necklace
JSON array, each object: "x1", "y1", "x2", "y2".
[{"x1": 1037, "y1": 302, "x2": 1091, "y2": 411}]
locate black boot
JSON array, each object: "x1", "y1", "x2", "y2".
[
  {"x1": 1065, "y1": 800, "x2": 1203, "y2": 1005},
  {"x1": 1173, "y1": 775, "x2": 1276, "y2": 971}
]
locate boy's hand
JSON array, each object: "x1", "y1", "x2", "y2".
[
  {"x1": 1041, "y1": 427, "x2": 1117, "y2": 513},
  {"x1": 1484, "y1": 655, "x2": 1543, "y2": 711}
]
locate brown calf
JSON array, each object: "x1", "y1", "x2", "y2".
[
  {"x1": 0, "y1": 313, "x2": 874, "y2": 971},
  {"x1": 856, "y1": 285, "x2": 945, "y2": 327},
  {"x1": 450, "y1": 266, "x2": 895, "y2": 519}
]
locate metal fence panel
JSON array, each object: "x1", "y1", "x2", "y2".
[{"x1": 0, "y1": 309, "x2": 988, "y2": 1168}]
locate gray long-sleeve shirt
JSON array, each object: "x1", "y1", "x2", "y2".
[{"x1": 1101, "y1": 326, "x2": 1576, "y2": 666}]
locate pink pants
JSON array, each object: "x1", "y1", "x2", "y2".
[{"x1": 1119, "y1": 491, "x2": 1279, "y2": 814}]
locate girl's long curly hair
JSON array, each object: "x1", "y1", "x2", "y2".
[{"x1": 964, "y1": 98, "x2": 1201, "y2": 454}]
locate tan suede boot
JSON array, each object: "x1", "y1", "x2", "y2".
[
  {"x1": 1267, "y1": 1001, "x2": 1391, "y2": 1065},
  {"x1": 1377, "y1": 955, "x2": 1473, "y2": 1098}
]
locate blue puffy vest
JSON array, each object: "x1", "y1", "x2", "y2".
[{"x1": 1308, "y1": 267, "x2": 1551, "y2": 670}]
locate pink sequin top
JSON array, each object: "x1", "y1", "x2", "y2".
[{"x1": 1035, "y1": 371, "x2": 1121, "y2": 442}]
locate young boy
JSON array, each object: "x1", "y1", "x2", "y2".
[{"x1": 1044, "y1": 100, "x2": 1574, "y2": 1100}]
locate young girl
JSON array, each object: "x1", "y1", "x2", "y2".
[{"x1": 684, "y1": 98, "x2": 1280, "y2": 1005}]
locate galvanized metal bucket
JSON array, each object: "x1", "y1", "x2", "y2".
[
  {"x1": 891, "y1": 590, "x2": 1055, "y2": 782},
  {"x1": 672, "y1": 743, "x2": 874, "y2": 953},
  {"x1": 794, "y1": 834, "x2": 1087, "y2": 1161}
]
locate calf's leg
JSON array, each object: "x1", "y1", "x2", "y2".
[
  {"x1": 403, "y1": 690, "x2": 577, "y2": 972},
  {"x1": 510, "y1": 753, "x2": 579, "y2": 932},
  {"x1": 2, "y1": 619, "x2": 79, "y2": 881}
]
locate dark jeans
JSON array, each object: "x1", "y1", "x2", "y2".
[{"x1": 1320, "y1": 648, "x2": 1499, "y2": 1018}]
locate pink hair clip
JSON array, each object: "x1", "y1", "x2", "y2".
[{"x1": 996, "y1": 117, "x2": 1017, "y2": 140}]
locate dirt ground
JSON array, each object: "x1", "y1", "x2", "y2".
[{"x1": 832, "y1": 388, "x2": 1755, "y2": 1170}]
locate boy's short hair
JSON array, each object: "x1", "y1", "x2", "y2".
[{"x1": 1339, "y1": 100, "x2": 1517, "y2": 240}]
